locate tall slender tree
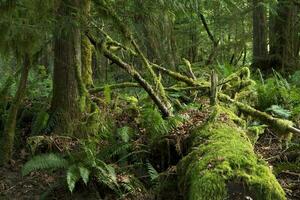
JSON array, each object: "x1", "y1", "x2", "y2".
[
  {"x1": 269, "y1": 0, "x2": 299, "y2": 72},
  {"x1": 252, "y1": 0, "x2": 268, "y2": 68}
]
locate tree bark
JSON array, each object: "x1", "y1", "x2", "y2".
[
  {"x1": 81, "y1": 0, "x2": 93, "y2": 88},
  {"x1": 50, "y1": 0, "x2": 82, "y2": 136},
  {"x1": 269, "y1": 0, "x2": 299, "y2": 72},
  {"x1": 0, "y1": 55, "x2": 30, "y2": 165},
  {"x1": 252, "y1": 0, "x2": 268, "y2": 69}
]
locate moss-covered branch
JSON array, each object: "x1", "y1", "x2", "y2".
[
  {"x1": 89, "y1": 82, "x2": 207, "y2": 94},
  {"x1": 93, "y1": 0, "x2": 171, "y2": 110},
  {"x1": 99, "y1": 40, "x2": 171, "y2": 118},
  {"x1": 152, "y1": 63, "x2": 205, "y2": 87},
  {"x1": 219, "y1": 93, "x2": 300, "y2": 135}
]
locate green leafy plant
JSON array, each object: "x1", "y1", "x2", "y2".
[
  {"x1": 140, "y1": 107, "x2": 187, "y2": 142},
  {"x1": 265, "y1": 105, "x2": 291, "y2": 119}
]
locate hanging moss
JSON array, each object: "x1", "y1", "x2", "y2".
[{"x1": 177, "y1": 107, "x2": 286, "y2": 200}]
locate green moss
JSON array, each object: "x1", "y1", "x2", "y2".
[
  {"x1": 177, "y1": 108, "x2": 286, "y2": 200},
  {"x1": 274, "y1": 162, "x2": 300, "y2": 175},
  {"x1": 247, "y1": 125, "x2": 267, "y2": 144},
  {"x1": 81, "y1": 35, "x2": 93, "y2": 88}
]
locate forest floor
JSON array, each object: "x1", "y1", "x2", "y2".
[
  {"x1": 255, "y1": 130, "x2": 300, "y2": 200},
  {"x1": 1, "y1": 124, "x2": 300, "y2": 199}
]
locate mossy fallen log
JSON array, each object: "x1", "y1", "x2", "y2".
[{"x1": 177, "y1": 107, "x2": 286, "y2": 200}]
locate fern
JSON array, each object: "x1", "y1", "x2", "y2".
[
  {"x1": 146, "y1": 162, "x2": 159, "y2": 182},
  {"x1": 141, "y1": 107, "x2": 168, "y2": 137},
  {"x1": 67, "y1": 165, "x2": 81, "y2": 192},
  {"x1": 265, "y1": 105, "x2": 291, "y2": 119},
  {"x1": 98, "y1": 143, "x2": 132, "y2": 160},
  {"x1": 22, "y1": 153, "x2": 69, "y2": 176},
  {"x1": 94, "y1": 160, "x2": 119, "y2": 192},
  {"x1": 78, "y1": 166, "x2": 90, "y2": 185}
]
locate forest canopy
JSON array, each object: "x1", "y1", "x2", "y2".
[{"x1": 0, "y1": 0, "x2": 300, "y2": 199}]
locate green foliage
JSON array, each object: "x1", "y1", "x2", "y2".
[
  {"x1": 255, "y1": 70, "x2": 300, "y2": 120},
  {"x1": 22, "y1": 153, "x2": 69, "y2": 176},
  {"x1": 140, "y1": 107, "x2": 187, "y2": 142},
  {"x1": 104, "y1": 84, "x2": 112, "y2": 104},
  {"x1": 22, "y1": 133, "x2": 144, "y2": 196},
  {"x1": 31, "y1": 111, "x2": 49, "y2": 135},
  {"x1": 146, "y1": 162, "x2": 159, "y2": 184},
  {"x1": 27, "y1": 67, "x2": 52, "y2": 102},
  {"x1": 265, "y1": 105, "x2": 291, "y2": 119},
  {"x1": 290, "y1": 70, "x2": 300, "y2": 87},
  {"x1": 216, "y1": 62, "x2": 236, "y2": 78},
  {"x1": 66, "y1": 165, "x2": 82, "y2": 192}
]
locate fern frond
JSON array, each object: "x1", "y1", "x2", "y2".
[
  {"x1": 99, "y1": 143, "x2": 132, "y2": 160},
  {"x1": 146, "y1": 162, "x2": 159, "y2": 182},
  {"x1": 79, "y1": 166, "x2": 90, "y2": 185},
  {"x1": 67, "y1": 165, "x2": 81, "y2": 192},
  {"x1": 266, "y1": 105, "x2": 291, "y2": 119},
  {"x1": 22, "y1": 153, "x2": 68, "y2": 176},
  {"x1": 141, "y1": 107, "x2": 168, "y2": 137}
]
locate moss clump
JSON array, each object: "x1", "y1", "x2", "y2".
[{"x1": 177, "y1": 108, "x2": 286, "y2": 200}]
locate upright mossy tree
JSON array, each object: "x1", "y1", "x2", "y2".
[
  {"x1": 81, "y1": 0, "x2": 94, "y2": 88},
  {"x1": 50, "y1": 0, "x2": 84, "y2": 136},
  {"x1": 252, "y1": 0, "x2": 268, "y2": 69},
  {"x1": 269, "y1": 0, "x2": 300, "y2": 72}
]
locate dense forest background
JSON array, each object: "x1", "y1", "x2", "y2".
[{"x1": 0, "y1": 0, "x2": 300, "y2": 199}]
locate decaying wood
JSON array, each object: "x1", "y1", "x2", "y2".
[{"x1": 210, "y1": 70, "x2": 218, "y2": 106}]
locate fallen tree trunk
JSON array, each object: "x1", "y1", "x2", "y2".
[{"x1": 177, "y1": 106, "x2": 286, "y2": 200}]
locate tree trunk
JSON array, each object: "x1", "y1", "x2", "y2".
[
  {"x1": 81, "y1": 0, "x2": 93, "y2": 88},
  {"x1": 50, "y1": 0, "x2": 82, "y2": 136},
  {"x1": 269, "y1": 0, "x2": 299, "y2": 72},
  {"x1": 0, "y1": 55, "x2": 30, "y2": 165},
  {"x1": 252, "y1": 0, "x2": 268, "y2": 69}
]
